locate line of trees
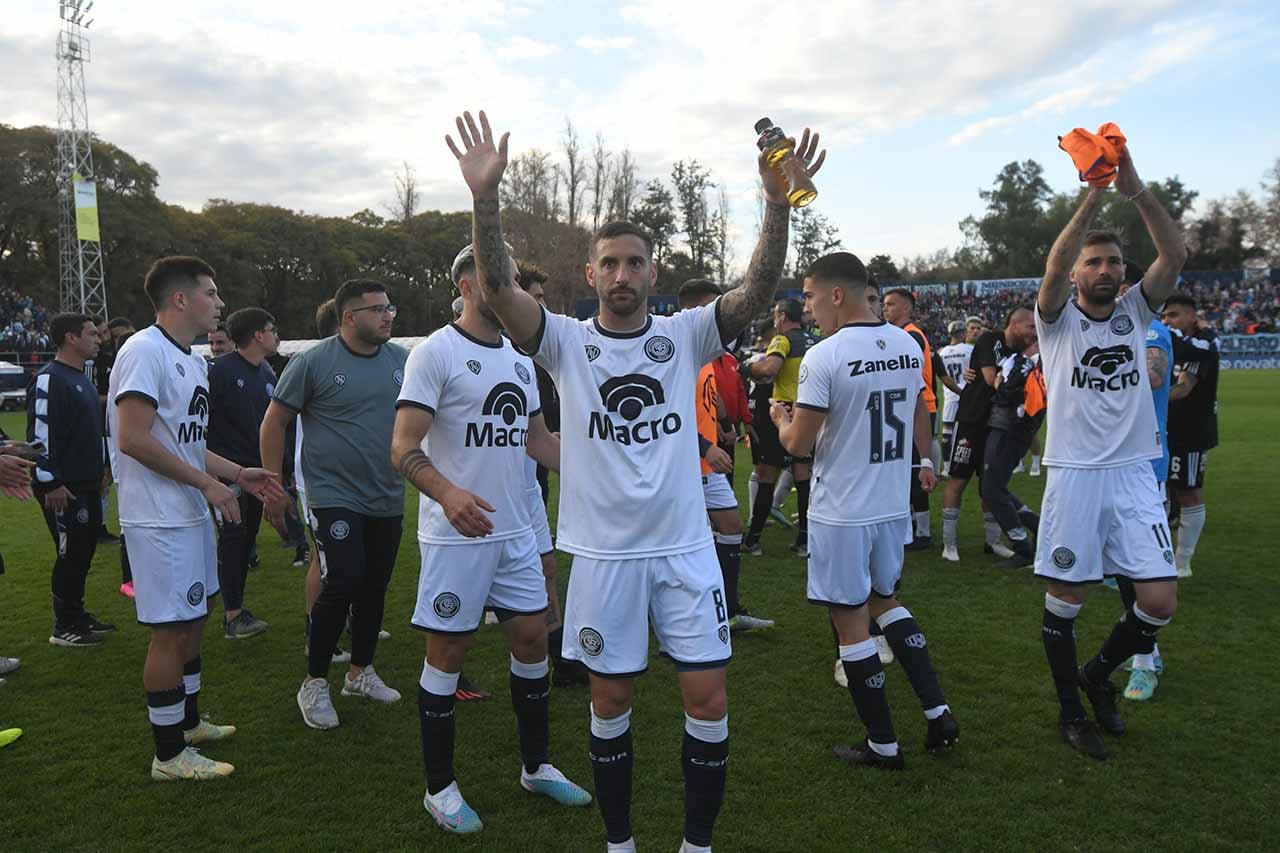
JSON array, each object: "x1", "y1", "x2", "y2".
[{"x1": 2, "y1": 121, "x2": 1276, "y2": 338}]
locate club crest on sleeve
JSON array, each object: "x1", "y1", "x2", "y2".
[
  {"x1": 1111, "y1": 315, "x2": 1134, "y2": 336},
  {"x1": 644, "y1": 336, "x2": 675, "y2": 363},
  {"x1": 585, "y1": 345, "x2": 601, "y2": 362},
  {"x1": 186, "y1": 582, "x2": 204, "y2": 606},
  {"x1": 467, "y1": 360, "x2": 482, "y2": 375},
  {"x1": 514, "y1": 363, "x2": 531, "y2": 384},
  {"x1": 798, "y1": 364, "x2": 809, "y2": 383},
  {"x1": 433, "y1": 592, "x2": 461, "y2": 619},
  {"x1": 265, "y1": 383, "x2": 275, "y2": 397},
  {"x1": 578, "y1": 627, "x2": 605, "y2": 657}
]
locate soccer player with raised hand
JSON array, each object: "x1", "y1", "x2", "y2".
[
  {"x1": 1034, "y1": 143, "x2": 1187, "y2": 760},
  {"x1": 109, "y1": 256, "x2": 285, "y2": 781},
  {"x1": 773, "y1": 252, "x2": 958, "y2": 770},
  {"x1": 447, "y1": 108, "x2": 823, "y2": 853}
]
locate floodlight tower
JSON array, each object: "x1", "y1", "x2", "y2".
[{"x1": 56, "y1": 0, "x2": 108, "y2": 319}]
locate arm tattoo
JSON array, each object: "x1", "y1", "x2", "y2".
[
  {"x1": 717, "y1": 201, "x2": 791, "y2": 341},
  {"x1": 1146, "y1": 347, "x2": 1169, "y2": 387},
  {"x1": 398, "y1": 448, "x2": 435, "y2": 487},
  {"x1": 472, "y1": 193, "x2": 513, "y2": 295}
]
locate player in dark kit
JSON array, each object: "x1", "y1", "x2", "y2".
[
  {"x1": 28, "y1": 313, "x2": 114, "y2": 646},
  {"x1": 1034, "y1": 142, "x2": 1187, "y2": 761},
  {"x1": 1162, "y1": 293, "x2": 1218, "y2": 578},
  {"x1": 207, "y1": 307, "x2": 281, "y2": 640},
  {"x1": 447, "y1": 108, "x2": 823, "y2": 852}
]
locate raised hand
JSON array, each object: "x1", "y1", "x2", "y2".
[
  {"x1": 759, "y1": 127, "x2": 826, "y2": 206},
  {"x1": 1114, "y1": 145, "x2": 1143, "y2": 199},
  {"x1": 446, "y1": 110, "x2": 510, "y2": 197}
]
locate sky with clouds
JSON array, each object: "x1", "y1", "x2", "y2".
[{"x1": 4, "y1": 0, "x2": 1279, "y2": 271}]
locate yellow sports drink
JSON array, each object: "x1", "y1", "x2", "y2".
[{"x1": 754, "y1": 117, "x2": 818, "y2": 208}]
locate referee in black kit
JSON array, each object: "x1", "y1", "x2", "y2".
[{"x1": 208, "y1": 307, "x2": 280, "y2": 639}]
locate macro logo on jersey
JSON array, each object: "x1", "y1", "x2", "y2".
[
  {"x1": 585, "y1": 344, "x2": 601, "y2": 362},
  {"x1": 178, "y1": 386, "x2": 211, "y2": 443},
  {"x1": 467, "y1": 360, "x2": 482, "y2": 375},
  {"x1": 1071, "y1": 345, "x2": 1139, "y2": 392},
  {"x1": 433, "y1": 592, "x2": 461, "y2": 619},
  {"x1": 514, "y1": 363, "x2": 531, "y2": 385},
  {"x1": 1111, "y1": 315, "x2": 1134, "y2": 335},
  {"x1": 186, "y1": 582, "x2": 204, "y2": 606},
  {"x1": 465, "y1": 382, "x2": 528, "y2": 447},
  {"x1": 578, "y1": 627, "x2": 604, "y2": 657},
  {"x1": 1051, "y1": 547, "x2": 1076, "y2": 570},
  {"x1": 644, "y1": 335, "x2": 675, "y2": 363},
  {"x1": 847, "y1": 353, "x2": 921, "y2": 377},
  {"x1": 588, "y1": 374, "x2": 682, "y2": 445}
]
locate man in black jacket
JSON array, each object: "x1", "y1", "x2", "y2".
[
  {"x1": 28, "y1": 313, "x2": 114, "y2": 646},
  {"x1": 208, "y1": 308, "x2": 279, "y2": 639}
]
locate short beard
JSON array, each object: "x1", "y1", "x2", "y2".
[
  {"x1": 357, "y1": 325, "x2": 391, "y2": 346},
  {"x1": 1079, "y1": 280, "x2": 1118, "y2": 308},
  {"x1": 603, "y1": 294, "x2": 643, "y2": 317}
]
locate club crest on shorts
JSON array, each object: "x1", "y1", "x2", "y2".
[
  {"x1": 329, "y1": 519, "x2": 351, "y2": 541},
  {"x1": 798, "y1": 364, "x2": 809, "y2": 383},
  {"x1": 1051, "y1": 547, "x2": 1076, "y2": 570},
  {"x1": 865, "y1": 672, "x2": 886, "y2": 689},
  {"x1": 514, "y1": 363, "x2": 531, "y2": 384},
  {"x1": 905, "y1": 632, "x2": 927, "y2": 649},
  {"x1": 876, "y1": 338, "x2": 886, "y2": 350},
  {"x1": 585, "y1": 345, "x2": 601, "y2": 362},
  {"x1": 76, "y1": 507, "x2": 90, "y2": 524},
  {"x1": 644, "y1": 336, "x2": 674, "y2": 363},
  {"x1": 433, "y1": 592, "x2": 461, "y2": 619},
  {"x1": 1110, "y1": 314, "x2": 1134, "y2": 336},
  {"x1": 186, "y1": 582, "x2": 204, "y2": 606},
  {"x1": 467, "y1": 360, "x2": 482, "y2": 375},
  {"x1": 578, "y1": 627, "x2": 605, "y2": 657},
  {"x1": 1163, "y1": 549, "x2": 1174, "y2": 565},
  {"x1": 718, "y1": 625, "x2": 729, "y2": 645},
  {"x1": 176, "y1": 363, "x2": 186, "y2": 378},
  {"x1": 334, "y1": 373, "x2": 347, "y2": 386},
  {"x1": 393, "y1": 368, "x2": 404, "y2": 386}
]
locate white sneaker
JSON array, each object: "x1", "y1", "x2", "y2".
[
  {"x1": 874, "y1": 635, "x2": 894, "y2": 665},
  {"x1": 941, "y1": 544, "x2": 960, "y2": 562},
  {"x1": 607, "y1": 839, "x2": 637, "y2": 852},
  {"x1": 1013, "y1": 462, "x2": 1025, "y2": 474},
  {"x1": 378, "y1": 628, "x2": 392, "y2": 640},
  {"x1": 520, "y1": 763, "x2": 592, "y2": 806},
  {"x1": 678, "y1": 842, "x2": 712, "y2": 852},
  {"x1": 987, "y1": 542, "x2": 1015, "y2": 559},
  {"x1": 342, "y1": 665, "x2": 401, "y2": 703},
  {"x1": 297, "y1": 677, "x2": 340, "y2": 729},
  {"x1": 833, "y1": 658, "x2": 848, "y2": 688},
  {"x1": 424, "y1": 780, "x2": 483, "y2": 834},
  {"x1": 0, "y1": 657, "x2": 20, "y2": 676},
  {"x1": 1030, "y1": 463, "x2": 1041, "y2": 477}
]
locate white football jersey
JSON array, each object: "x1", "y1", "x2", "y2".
[
  {"x1": 107, "y1": 325, "x2": 212, "y2": 527},
  {"x1": 530, "y1": 301, "x2": 726, "y2": 559},
  {"x1": 795, "y1": 322, "x2": 925, "y2": 526},
  {"x1": 1036, "y1": 284, "x2": 1161, "y2": 468},
  {"x1": 397, "y1": 324, "x2": 541, "y2": 545},
  {"x1": 938, "y1": 342, "x2": 973, "y2": 423}
]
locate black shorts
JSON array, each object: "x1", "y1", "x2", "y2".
[
  {"x1": 751, "y1": 413, "x2": 789, "y2": 468},
  {"x1": 1168, "y1": 449, "x2": 1209, "y2": 490},
  {"x1": 947, "y1": 421, "x2": 987, "y2": 481}
]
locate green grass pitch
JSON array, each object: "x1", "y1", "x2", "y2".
[{"x1": 0, "y1": 372, "x2": 1276, "y2": 851}]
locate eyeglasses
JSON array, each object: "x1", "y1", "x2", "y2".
[{"x1": 350, "y1": 304, "x2": 398, "y2": 317}]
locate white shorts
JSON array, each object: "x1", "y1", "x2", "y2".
[
  {"x1": 526, "y1": 486, "x2": 553, "y2": 555},
  {"x1": 1034, "y1": 461, "x2": 1176, "y2": 585},
  {"x1": 702, "y1": 473, "x2": 738, "y2": 512},
  {"x1": 411, "y1": 532, "x2": 548, "y2": 634},
  {"x1": 807, "y1": 517, "x2": 910, "y2": 608},
  {"x1": 562, "y1": 543, "x2": 730, "y2": 676},
  {"x1": 126, "y1": 520, "x2": 219, "y2": 626}
]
